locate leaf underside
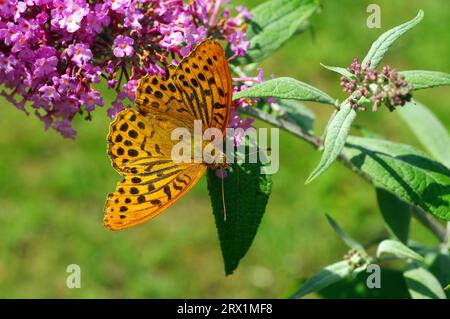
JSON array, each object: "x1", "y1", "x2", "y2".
[
  {"x1": 362, "y1": 10, "x2": 424, "y2": 69},
  {"x1": 306, "y1": 103, "x2": 356, "y2": 183},
  {"x1": 233, "y1": 77, "x2": 335, "y2": 106}
]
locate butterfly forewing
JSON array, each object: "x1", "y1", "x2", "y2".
[
  {"x1": 135, "y1": 39, "x2": 232, "y2": 132},
  {"x1": 135, "y1": 67, "x2": 197, "y2": 131},
  {"x1": 172, "y1": 39, "x2": 232, "y2": 132}
]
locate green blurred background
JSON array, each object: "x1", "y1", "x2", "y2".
[{"x1": 0, "y1": 0, "x2": 449, "y2": 298}]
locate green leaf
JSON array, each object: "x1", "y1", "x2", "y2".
[
  {"x1": 343, "y1": 136, "x2": 450, "y2": 221},
  {"x1": 306, "y1": 103, "x2": 356, "y2": 183},
  {"x1": 376, "y1": 188, "x2": 411, "y2": 243},
  {"x1": 397, "y1": 100, "x2": 450, "y2": 168},
  {"x1": 232, "y1": 0, "x2": 319, "y2": 65},
  {"x1": 428, "y1": 253, "x2": 450, "y2": 298},
  {"x1": 276, "y1": 100, "x2": 315, "y2": 133},
  {"x1": 377, "y1": 239, "x2": 423, "y2": 262},
  {"x1": 233, "y1": 77, "x2": 335, "y2": 105},
  {"x1": 207, "y1": 149, "x2": 272, "y2": 275},
  {"x1": 400, "y1": 70, "x2": 450, "y2": 90},
  {"x1": 325, "y1": 214, "x2": 365, "y2": 254},
  {"x1": 404, "y1": 262, "x2": 446, "y2": 299},
  {"x1": 362, "y1": 10, "x2": 424, "y2": 69},
  {"x1": 320, "y1": 63, "x2": 356, "y2": 80},
  {"x1": 291, "y1": 260, "x2": 350, "y2": 298}
]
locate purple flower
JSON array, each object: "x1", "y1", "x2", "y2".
[
  {"x1": 13, "y1": 2, "x2": 27, "y2": 21},
  {"x1": 257, "y1": 67, "x2": 265, "y2": 83},
  {"x1": 228, "y1": 31, "x2": 250, "y2": 58},
  {"x1": 53, "y1": 74, "x2": 74, "y2": 92},
  {"x1": 66, "y1": 43, "x2": 92, "y2": 67},
  {"x1": 84, "y1": 65, "x2": 102, "y2": 83},
  {"x1": 159, "y1": 27, "x2": 185, "y2": 49},
  {"x1": 108, "y1": 100, "x2": 124, "y2": 118},
  {"x1": 36, "y1": 11, "x2": 48, "y2": 25},
  {"x1": 0, "y1": 0, "x2": 253, "y2": 138},
  {"x1": 81, "y1": 90, "x2": 104, "y2": 111},
  {"x1": 124, "y1": 9, "x2": 143, "y2": 29},
  {"x1": 39, "y1": 84, "x2": 61, "y2": 103},
  {"x1": 215, "y1": 168, "x2": 228, "y2": 179},
  {"x1": 235, "y1": 5, "x2": 253, "y2": 21},
  {"x1": 0, "y1": 53, "x2": 17, "y2": 74},
  {"x1": 58, "y1": 1, "x2": 89, "y2": 33},
  {"x1": 109, "y1": 0, "x2": 131, "y2": 12},
  {"x1": 229, "y1": 108, "x2": 255, "y2": 146},
  {"x1": 122, "y1": 79, "x2": 139, "y2": 101},
  {"x1": 11, "y1": 31, "x2": 28, "y2": 52},
  {"x1": 54, "y1": 119, "x2": 77, "y2": 139},
  {"x1": 34, "y1": 56, "x2": 58, "y2": 78},
  {"x1": 112, "y1": 35, "x2": 134, "y2": 58}
]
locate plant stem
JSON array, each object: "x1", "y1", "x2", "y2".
[
  {"x1": 410, "y1": 207, "x2": 448, "y2": 244},
  {"x1": 241, "y1": 107, "x2": 448, "y2": 244}
]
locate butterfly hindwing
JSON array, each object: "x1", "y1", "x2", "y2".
[
  {"x1": 105, "y1": 109, "x2": 205, "y2": 230},
  {"x1": 104, "y1": 164, "x2": 205, "y2": 230}
]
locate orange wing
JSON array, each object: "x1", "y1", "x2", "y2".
[
  {"x1": 135, "y1": 39, "x2": 232, "y2": 132},
  {"x1": 104, "y1": 109, "x2": 205, "y2": 230},
  {"x1": 105, "y1": 39, "x2": 232, "y2": 230}
]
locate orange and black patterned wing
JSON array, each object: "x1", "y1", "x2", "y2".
[
  {"x1": 172, "y1": 39, "x2": 232, "y2": 132},
  {"x1": 136, "y1": 39, "x2": 232, "y2": 132},
  {"x1": 135, "y1": 66, "x2": 195, "y2": 130},
  {"x1": 105, "y1": 109, "x2": 205, "y2": 230}
]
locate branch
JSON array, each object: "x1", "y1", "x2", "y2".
[
  {"x1": 411, "y1": 206, "x2": 448, "y2": 244},
  {"x1": 242, "y1": 107, "x2": 322, "y2": 148},
  {"x1": 241, "y1": 107, "x2": 449, "y2": 243}
]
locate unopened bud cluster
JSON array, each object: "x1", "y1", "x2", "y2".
[
  {"x1": 340, "y1": 58, "x2": 413, "y2": 112},
  {"x1": 344, "y1": 248, "x2": 367, "y2": 271}
]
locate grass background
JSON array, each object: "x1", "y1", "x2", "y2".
[{"x1": 0, "y1": 0, "x2": 449, "y2": 298}]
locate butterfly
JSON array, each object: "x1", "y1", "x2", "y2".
[{"x1": 104, "y1": 39, "x2": 232, "y2": 230}]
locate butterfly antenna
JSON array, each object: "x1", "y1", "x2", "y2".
[{"x1": 221, "y1": 176, "x2": 227, "y2": 222}]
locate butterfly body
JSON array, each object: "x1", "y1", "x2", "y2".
[{"x1": 104, "y1": 39, "x2": 232, "y2": 230}]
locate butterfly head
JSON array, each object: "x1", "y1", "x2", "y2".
[{"x1": 202, "y1": 143, "x2": 229, "y2": 170}]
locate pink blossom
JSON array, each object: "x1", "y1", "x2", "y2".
[
  {"x1": 34, "y1": 56, "x2": 58, "y2": 78},
  {"x1": 66, "y1": 43, "x2": 93, "y2": 67},
  {"x1": 122, "y1": 79, "x2": 139, "y2": 100},
  {"x1": 112, "y1": 35, "x2": 134, "y2": 58},
  {"x1": 81, "y1": 90, "x2": 104, "y2": 111},
  {"x1": 107, "y1": 100, "x2": 124, "y2": 118},
  {"x1": 39, "y1": 85, "x2": 61, "y2": 103},
  {"x1": 54, "y1": 119, "x2": 77, "y2": 139},
  {"x1": 0, "y1": 0, "x2": 253, "y2": 138},
  {"x1": 58, "y1": 1, "x2": 89, "y2": 33}
]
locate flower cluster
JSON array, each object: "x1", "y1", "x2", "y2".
[
  {"x1": 340, "y1": 58, "x2": 413, "y2": 112},
  {"x1": 0, "y1": 0, "x2": 252, "y2": 138},
  {"x1": 343, "y1": 248, "x2": 367, "y2": 272}
]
